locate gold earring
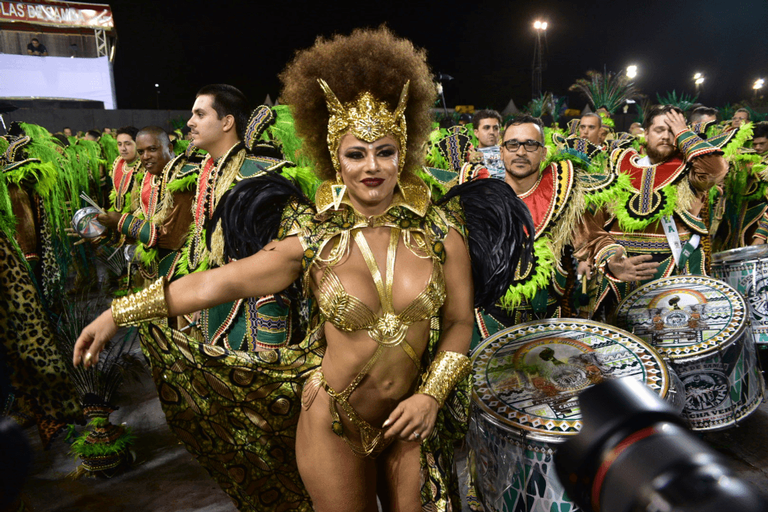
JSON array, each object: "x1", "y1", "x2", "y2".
[{"x1": 331, "y1": 171, "x2": 346, "y2": 210}]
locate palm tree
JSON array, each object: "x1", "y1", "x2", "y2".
[{"x1": 570, "y1": 70, "x2": 643, "y2": 114}]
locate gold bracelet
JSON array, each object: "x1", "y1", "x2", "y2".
[
  {"x1": 416, "y1": 351, "x2": 472, "y2": 408},
  {"x1": 111, "y1": 276, "x2": 169, "y2": 326}
]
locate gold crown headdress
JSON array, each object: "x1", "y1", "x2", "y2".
[{"x1": 318, "y1": 79, "x2": 410, "y2": 174}]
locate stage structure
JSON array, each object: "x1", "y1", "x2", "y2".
[{"x1": 0, "y1": 1, "x2": 117, "y2": 109}]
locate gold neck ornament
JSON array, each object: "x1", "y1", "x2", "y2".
[{"x1": 318, "y1": 79, "x2": 410, "y2": 174}]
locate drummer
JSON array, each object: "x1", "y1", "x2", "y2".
[
  {"x1": 744, "y1": 122, "x2": 768, "y2": 246},
  {"x1": 469, "y1": 114, "x2": 654, "y2": 345},
  {"x1": 96, "y1": 126, "x2": 197, "y2": 288},
  {"x1": 588, "y1": 105, "x2": 728, "y2": 318}
]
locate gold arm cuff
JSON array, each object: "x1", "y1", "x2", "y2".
[
  {"x1": 416, "y1": 351, "x2": 471, "y2": 408},
  {"x1": 111, "y1": 276, "x2": 169, "y2": 326}
]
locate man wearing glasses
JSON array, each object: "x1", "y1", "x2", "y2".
[{"x1": 468, "y1": 115, "x2": 643, "y2": 346}]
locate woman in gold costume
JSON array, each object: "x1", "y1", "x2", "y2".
[{"x1": 74, "y1": 27, "x2": 530, "y2": 511}]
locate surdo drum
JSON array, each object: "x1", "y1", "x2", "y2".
[
  {"x1": 616, "y1": 275, "x2": 764, "y2": 431},
  {"x1": 468, "y1": 318, "x2": 676, "y2": 512},
  {"x1": 711, "y1": 245, "x2": 768, "y2": 344}
]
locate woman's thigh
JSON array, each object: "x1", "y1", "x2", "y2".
[
  {"x1": 296, "y1": 388, "x2": 378, "y2": 512},
  {"x1": 378, "y1": 439, "x2": 422, "y2": 512}
]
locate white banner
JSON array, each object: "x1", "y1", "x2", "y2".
[
  {"x1": 0, "y1": 1, "x2": 114, "y2": 29},
  {"x1": 0, "y1": 54, "x2": 114, "y2": 109}
]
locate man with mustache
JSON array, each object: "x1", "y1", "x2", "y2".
[
  {"x1": 96, "y1": 126, "x2": 196, "y2": 286},
  {"x1": 589, "y1": 105, "x2": 728, "y2": 316},
  {"x1": 468, "y1": 115, "x2": 641, "y2": 343}
]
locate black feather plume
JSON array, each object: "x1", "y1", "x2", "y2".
[
  {"x1": 439, "y1": 179, "x2": 534, "y2": 309},
  {"x1": 206, "y1": 172, "x2": 312, "y2": 261}
]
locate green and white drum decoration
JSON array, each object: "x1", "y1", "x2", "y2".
[
  {"x1": 468, "y1": 318, "x2": 672, "y2": 512},
  {"x1": 711, "y1": 245, "x2": 768, "y2": 345},
  {"x1": 616, "y1": 275, "x2": 765, "y2": 431}
]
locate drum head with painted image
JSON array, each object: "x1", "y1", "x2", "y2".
[
  {"x1": 615, "y1": 275, "x2": 747, "y2": 361},
  {"x1": 471, "y1": 318, "x2": 671, "y2": 443}
]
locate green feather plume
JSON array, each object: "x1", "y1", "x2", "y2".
[
  {"x1": 166, "y1": 173, "x2": 198, "y2": 193},
  {"x1": 99, "y1": 133, "x2": 119, "y2": 165},
  {"x1": 498, "y1": 237, "x2": 556, "y2": 311},
  {"x1": 723, "y1": 123, "x2": 754, "y2": 161},
  {"x1": 614, "y1": 184, "x2": 677, "y2": 231}
]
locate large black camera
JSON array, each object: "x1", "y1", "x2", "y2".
[{"x1": 555, "y1": 378, "x2": 767, "y2": 512}]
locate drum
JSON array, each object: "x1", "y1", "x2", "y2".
[
  {"x1": 468, "y1": 318, "x2": 674, "y2": 512},
  {"x1": 711, "y1": 245, "x2": 768, "y2": 344},
  {"x1": 616, "y1": 275, "x2": 764, "y2": 431},
  {"x1": 71, "y1": 207, "x2": 106, "y2": 239}
]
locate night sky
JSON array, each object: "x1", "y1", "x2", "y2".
[{"x1": 108, "y1": 0, "x2": 768, "y2": 113}]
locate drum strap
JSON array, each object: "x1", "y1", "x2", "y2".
[{"x1": 661, "y1": 215, "x2": 700, "y2": 271}]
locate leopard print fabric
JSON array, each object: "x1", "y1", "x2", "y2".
[{"x1": 0, "y1": 232, "x2": 82, "y2": 448}]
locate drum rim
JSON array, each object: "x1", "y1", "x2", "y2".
[
  {"x1": 72, "y1": 206, "x2": 106, "y2": 238},
  {"x1": 712, "y1": 245, "x2": 768, "y2": 263},
  {"x1": 711, "y1": 259, "x2": 768, "y2": 267},
  {"x1": 615, "y1": 275, "x2": 748, "y2": 361},
  {"x1": 470, "y1": 318, "x2": 670, "y2": 439},
  {"x1": 471, "y1": 403, "x2": 565, "y2": 445}
]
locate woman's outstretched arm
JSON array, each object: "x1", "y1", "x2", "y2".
[{"x1": 74, "y1": 236, "x2": 305, "y2": 367}]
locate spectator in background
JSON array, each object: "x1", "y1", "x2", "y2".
[
  {"x1": 85, "y1": 130, "x2": 101, "y2": 142},
  {"x1": 103, "y1": 127, "x2": 113, "y2": 135},
  {"x1": 731, "y1": 108, "x2": 750, "y2": 129},
  {"x1": 629, "y1": 122, "x2": 644, "y2": 136},
  {"x1": 472, "y1": 109, "x2": 505, "y2": 180},
  {"x1": 63, "y1": 127, "x2": 73, "y2": 138},
  {"x1": 752, "y1": 122, "x2": 768, "y2": 157},
  {"x1": 689, "y1": 106, "x2": 718, "y2": 124},
  {"x1": 26, "y1": 38, "x2": 48, "y2": 56},
  {"x1": 578, "y1": 113, "x2": 602, "y2": 145}
]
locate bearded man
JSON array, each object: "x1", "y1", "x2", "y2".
[{"x1": 589, "y1": 105, "x2": 728, "y2": 316}]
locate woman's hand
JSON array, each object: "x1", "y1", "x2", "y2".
[
  {"x1": 73, "y1": 309, "x2": 118, "y2": 368},
  {"x1": 382, "y1": 394, "x2": 439, "y2": 442}
]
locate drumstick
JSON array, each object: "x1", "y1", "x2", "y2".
[
  {"x1": 106, "y1": 246, "x2": 122, "y2": 261},
  {"x1": 582, "y1": 274, "x2": 588, "y2": 295},
  {"x1": 79, "y1": 192, "x2": 107, "y2": 215}
]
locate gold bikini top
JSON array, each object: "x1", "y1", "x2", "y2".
[{"x1": 316, "y1": 227, "x2": 445, "y2": 364}]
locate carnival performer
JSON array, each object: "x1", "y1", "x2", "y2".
[
  {"x1": 709, "y1": 121, "x2": 768, "y2": 249},
  {"x1": 589, "y1": 105, "x2": 728, "y2": 317},
  {"x1": 450, "y1": 115, "x2": 647, "y2": 343},
  {"x1": 95, "y1": 126, "x2": 197, "y2": 286},
  {"x1": 0, "y1": 130, "x2": 83, "y2": 448},
  {"x1": 73, "y1": 27, "x2": 531, "y2": 511},
  {"x1": 177, "y1": 85, "x2": 307, "y2": 351},
  {"x1": 109, "y1": 126, "x2": 141, "y2": 215}
]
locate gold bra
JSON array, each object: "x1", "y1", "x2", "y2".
[
  {"x1": 305, "y1": 227, "x2": 446, "y2": 457},
  {"x1": 317, "y1": 227, "x2": 445, "y2": 348}
]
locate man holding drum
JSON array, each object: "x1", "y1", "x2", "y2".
[
  {"x1": 589, "y1": 105, "x2": 728, "y2": 317},
  {"x1": 96, "y1": 126, "x2": 197, "y2": 289},
  {"x1": 469, "y1": 114, "x2": 648, "y2": 344}
]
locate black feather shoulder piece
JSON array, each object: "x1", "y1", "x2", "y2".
[
  {"x1": 438, "y1": 179, "x2": 535, "y2": 309},
  {"x1": 207, "y1": 172, "x2": 313, "y2": 261}
]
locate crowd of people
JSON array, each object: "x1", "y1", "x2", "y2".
[{"x1": 1, "y1": 26, "x2": 767, "y2": 512}]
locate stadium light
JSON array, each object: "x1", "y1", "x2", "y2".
[{"x1": 626, "y1": 65, "x2": 638, "y2": 79}]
